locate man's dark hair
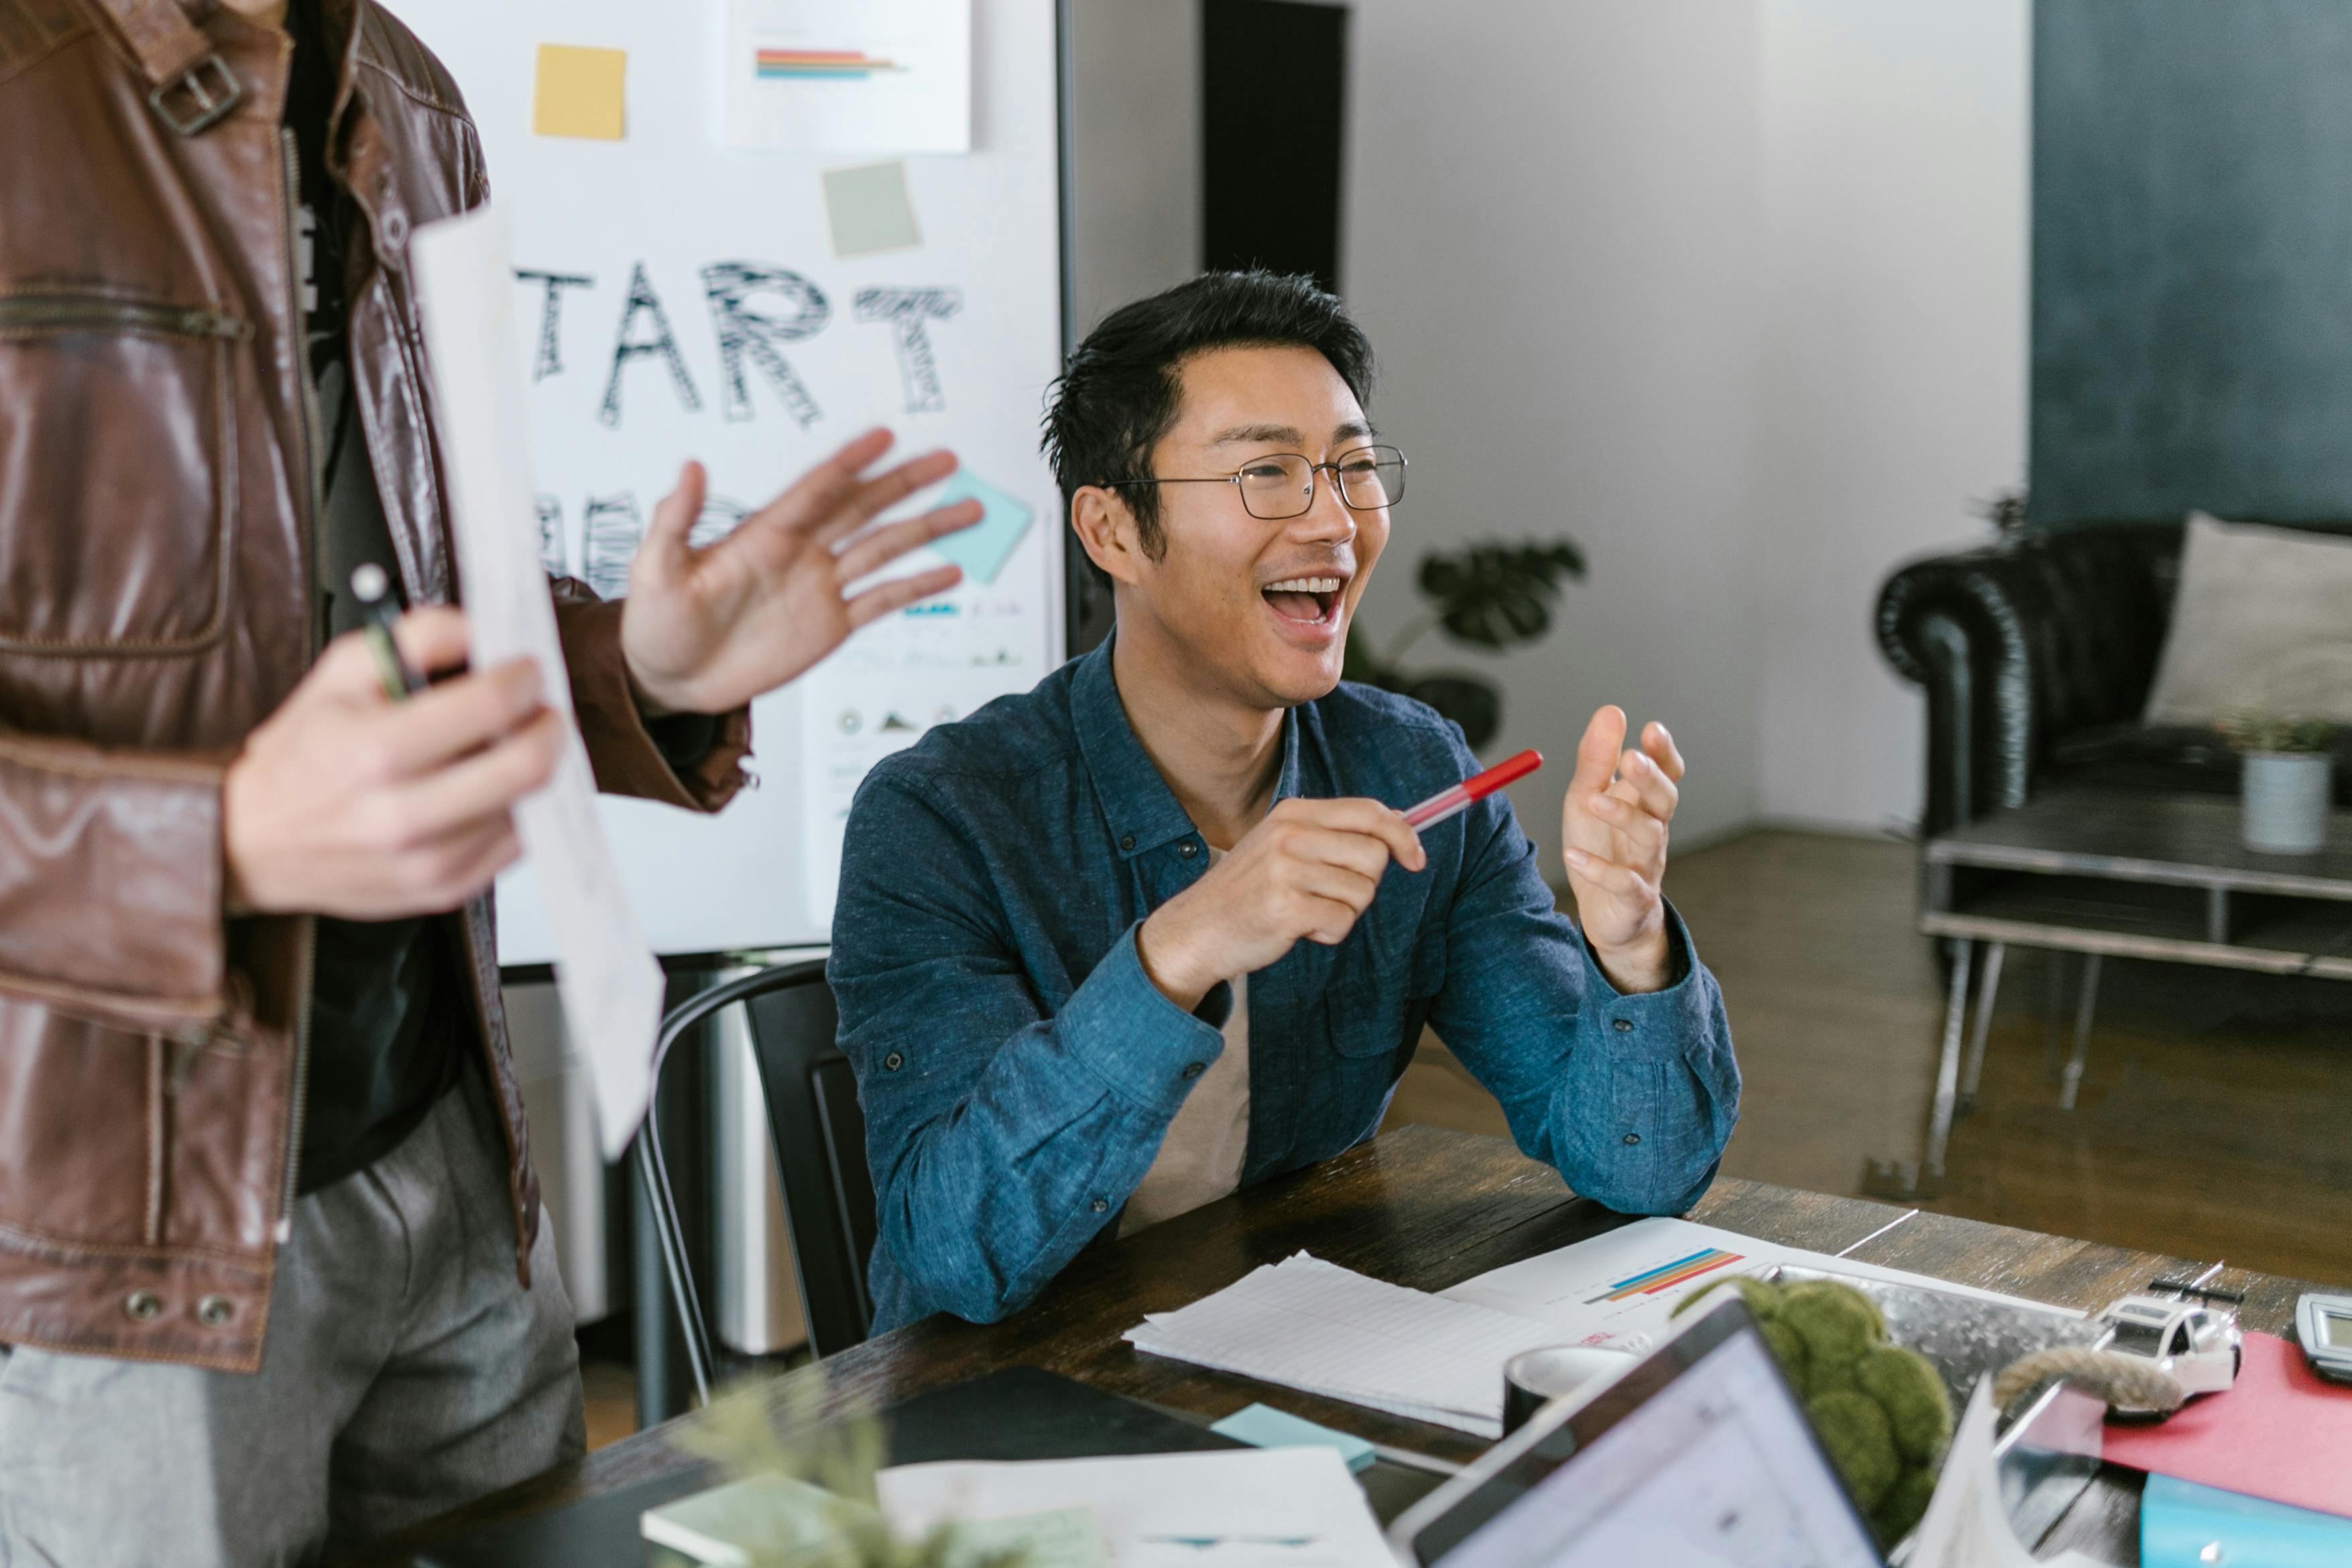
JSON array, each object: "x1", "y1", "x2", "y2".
[{"x1": 1042, "y1": 269, "x2": 1374, "y2": 561}]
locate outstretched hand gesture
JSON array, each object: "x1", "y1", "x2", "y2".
[
  {"x1": 1560, "y1": 705, "x2": 1686, "y2": 993},
  {"x1": 619, "y1": 428, "x2": 981, "y2": 716}
]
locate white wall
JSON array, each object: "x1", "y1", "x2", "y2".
[
  {"x1": 1753, "y1": 0, "x2": 2030, "y2": 833},
  {"x1": 1342, "y1": 0, "x2": 1769, "y2": 870},
  {"x1": 1338, "y1": 0, "x2": 2028, "y2": 855}
]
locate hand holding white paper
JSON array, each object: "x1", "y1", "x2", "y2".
[{"x1": 408, "y1": 202, "x2": 666, "y2": 1160}]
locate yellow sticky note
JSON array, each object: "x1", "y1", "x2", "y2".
[{"x1": 533, "y1": 44, "x2": 626, "y2": 141}]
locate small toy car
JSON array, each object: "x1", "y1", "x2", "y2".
[{"x1": 2097, "y1": 1278, "x2": 2245, "y2": 1410}]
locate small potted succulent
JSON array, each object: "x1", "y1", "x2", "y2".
[{"x1": 2217, "y1": 711, "x2": 2335, "y2": 855}]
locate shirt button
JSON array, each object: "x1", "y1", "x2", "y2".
[
  {"x1": 1181, "y1": 1061, "x2": 1206, "y2": 1080},
  {"x1": 883, "y1": 1051, "x2": 905, "y2": 1071},
  {"x1": 1119, "y1": 834, "x2": 1136, "y2": 851},
  {"x1": 1612, "y1": 1018, "x2": 1635, "y2": 1033},
  {"x1": 1091, "y1": 1197, "x2": 1110, "y2": 1214},
  {"x1": 1179, "y1": 840, "x2": 1199, "y2": 858},
  {"x1": 1623, "y1": 1133, "x2": 1642, "y2": 1146}
]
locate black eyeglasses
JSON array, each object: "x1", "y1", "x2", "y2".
[{"x1": 1105, "y1": 444, "x2": 1408, "y2": 521}]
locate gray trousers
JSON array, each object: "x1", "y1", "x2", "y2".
[{"x1": 0, "y1": 1068, "x2": 585, "y2": 1567}]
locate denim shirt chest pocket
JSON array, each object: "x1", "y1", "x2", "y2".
[{"x1": 1321, "y1": 863, "x2": 1445, "y2": 1061}]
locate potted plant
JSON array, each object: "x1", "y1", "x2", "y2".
[
  {"x1": 1344, "y1": 540, "x2": 1586, "y2": 751},
  {"x1": 2217, "y1": 711, "x2": 2335, "y2": 855}
]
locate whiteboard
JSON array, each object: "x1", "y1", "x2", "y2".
[{"x1": 394, "y1": 0, "x2": 1067, "y2": 963}]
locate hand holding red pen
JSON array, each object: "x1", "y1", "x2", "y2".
[
  {"x1": 1137, "y1": 797, "x2": 1427, "y2": 1011},
  {"x1": 1561, "y1": 705, "x2": 1685, "y2": 994}
]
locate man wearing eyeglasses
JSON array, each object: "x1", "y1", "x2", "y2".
[{"x1": 830, "y1": 271, "x2": 1739, "y2": 1331}]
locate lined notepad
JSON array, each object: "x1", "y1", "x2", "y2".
[{"x1": 1123, "y1": 1254, "x2": 1564, "y2": 1438}]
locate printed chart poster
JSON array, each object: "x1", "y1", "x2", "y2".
[
  {"x1": 727, "y1": 0, "x2": 972, "y2": 154},
  {"x1": 799, "y1": 587, "x2": 1037, "y2": 929}
]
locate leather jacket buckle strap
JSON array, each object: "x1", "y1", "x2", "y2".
[
  {"x1": 85, "y1": 0, "x2": 240, "y2": 135},
  {"x1": 150, "y1": 50, "x2": 240, "y2": 134}
]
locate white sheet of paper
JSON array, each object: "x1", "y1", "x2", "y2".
[
  {"x1": 876, "y1": 1448, "x2": 1391, "y2": 1568},
  {"x1": 409, "y1": 202, "x2": 666, "y2": 1160},
  {"x1": 1903, "y1": 1379, "x2": 2109, "y2": 1568},
  {"x1": 1123, "y1": 1253, "x2": 1564, "y2": 1439},
  {"x1": 1439, "y1": 1217, "x2": 2083, "y2": 1355}
]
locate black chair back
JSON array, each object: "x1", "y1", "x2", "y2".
[
  {"x1": 736, "y1": 962, "x2": 876, "y2": 1358},
  {"x1": 632, "y1": 959, "x2": 876, "y2": 1421}
]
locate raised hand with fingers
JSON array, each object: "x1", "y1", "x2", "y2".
[
  {"x1": 1560, "y1": 704, "x2": 1686, "y2": 993},
  {"x1": 618, "y1": 428, "x2": 983, "y2": 717}
]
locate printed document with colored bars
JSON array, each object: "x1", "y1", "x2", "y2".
[{"x1": 1439, "y1": 1218, "x2": 2079, "y2": 1353}]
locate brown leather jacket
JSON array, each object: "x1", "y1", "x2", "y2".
[{"x1": 0, "y1": 0, "x2": 748, "y2": 1371}]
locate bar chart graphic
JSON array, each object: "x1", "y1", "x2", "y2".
[
  {"x1": 1582, "y1": 1247, "x2": 1745, "y2": 1305},
  {"x1": 754, "y1": 49, "x2": 904, "y2": 80}
]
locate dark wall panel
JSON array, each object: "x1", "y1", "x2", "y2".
[
  {"x1": 1202, "y1": 0, "x2": 1349, "y2": 293},
  {"x1": 2033, "y1": 0, "x2": 2352, "y2": 526}
]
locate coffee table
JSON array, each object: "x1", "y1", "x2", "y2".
[{"x1": 1877, "y1": 788, "x2": 2352, "y2": 1199}]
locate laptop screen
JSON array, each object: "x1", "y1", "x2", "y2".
[{"x1": 1437, "y1": 1327, "x2": 1884, "y2": 1568}]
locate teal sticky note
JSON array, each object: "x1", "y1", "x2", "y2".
[
  {"x1": 2142, "y1": 1475, "x2": 2352, "y2": 1568},
  {"x1": 823, "y1": 161, "x2": 921, "y2": 257},
  {"x1": 1211, "y1": 1402, "x2": 1376, "y2": 1473},
  {"x1": 926, "y1": 471, "x2": 1033, "y2": 587}
]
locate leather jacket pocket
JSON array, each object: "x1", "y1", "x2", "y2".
[{"x1": 0, "y1": 292, "x2": 249, "y2": 656}]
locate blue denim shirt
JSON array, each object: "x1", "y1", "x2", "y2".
[{"x1": 831, "y1": 639, "x2": 1740, "y2": 1333}]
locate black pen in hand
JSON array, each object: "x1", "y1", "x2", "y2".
[{"x1": 350, "y1": 564, "x2": 426, "y2": 701}]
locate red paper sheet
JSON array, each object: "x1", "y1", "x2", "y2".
[{"x1": 2102, "y1": 1331, "x2": 2352, "y2": 1519}]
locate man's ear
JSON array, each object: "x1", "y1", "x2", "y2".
[{"x1": 1071, "y1": 485, "x2": 1149, "y2": 588}]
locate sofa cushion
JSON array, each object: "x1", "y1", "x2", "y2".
[
  {"x1": 2142, "y1": 514, "x2": 2352, "y2": 725},
  {"x1": 2048, "y1": 722, "x2": 2352, "y2": 804}
]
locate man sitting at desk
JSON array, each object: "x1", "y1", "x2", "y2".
[{"x1": 831, "y1": 272, "x2": 1739, "y2": 1331}]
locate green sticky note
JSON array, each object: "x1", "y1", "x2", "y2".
[
  {"x1": 824, "y1": 161, "x2": 922, "y2": 257},
  {"x1": 945, "y1": 1506, "x2": 1112, "y2": 1568},
  {"x1": 1211, "y1": 1403, "x2": 1377, "y2": 1473},
  {"x1": 926, "y1": 470, "x2": 1034, "y2": 587}
]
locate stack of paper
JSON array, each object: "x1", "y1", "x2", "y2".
[{"x1": 1123, "y1": 1253, "x2": 1564, "y2": 1438}]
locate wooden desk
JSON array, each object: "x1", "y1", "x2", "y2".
[{"x1": 375, "y1": 1126, "x2": 2330, "y2": 1565}]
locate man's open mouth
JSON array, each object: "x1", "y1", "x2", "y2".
[{"x1": 1262, "y1": 576, "x2": 1345, "y2": 625}]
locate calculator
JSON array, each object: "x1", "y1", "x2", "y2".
[{"x1": 2296, "y1": 1293, "x2": 2352, "y2": 1385}]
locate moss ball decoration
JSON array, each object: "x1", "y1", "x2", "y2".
[
  {"x1": 1857, "y1": 1343, "x2": 1956, "y2": 1464},
  {"x1": 1805, "y1": 1390, "x2": 1900, "y2": 1508},
  {"x1": 1780, "y1": 1279, "x2": 1885, "y2": 1375},
  {"x1": 1673, "y1": 1276, "x2": 1953, "y2": 1545}
]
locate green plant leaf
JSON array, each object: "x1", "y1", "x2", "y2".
[{"x1": 1416, "y1": 540, "x2": 1586, "y2": 651}]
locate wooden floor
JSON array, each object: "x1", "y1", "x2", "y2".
[{"x1": 1386, "y1": 827, "x2": 2352, "y2": 1290}]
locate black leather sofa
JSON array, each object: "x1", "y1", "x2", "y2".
[{"x1": 1875, "y1": 520, "x2": 2352, "y2": 839}]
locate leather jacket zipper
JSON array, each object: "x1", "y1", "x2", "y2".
[
  {"x1": 0, "y1": 296, "x2": 252, "y2": 341},
  {"x1": 274, "y1": 125, "x2": 326, "y2": 1241}
]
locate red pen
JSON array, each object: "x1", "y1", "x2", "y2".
[{"x1": 1401, "y1": 749, "x2": 1544, "y2": 830}]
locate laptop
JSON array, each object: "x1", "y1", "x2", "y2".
[{"x1": 1387, "y1": 1294, "x2": 1888, "y2": 1568}]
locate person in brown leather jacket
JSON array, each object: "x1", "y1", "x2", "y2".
[{"x1": 0, "y1": 0, "x2": 978, "y2": 1560}]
